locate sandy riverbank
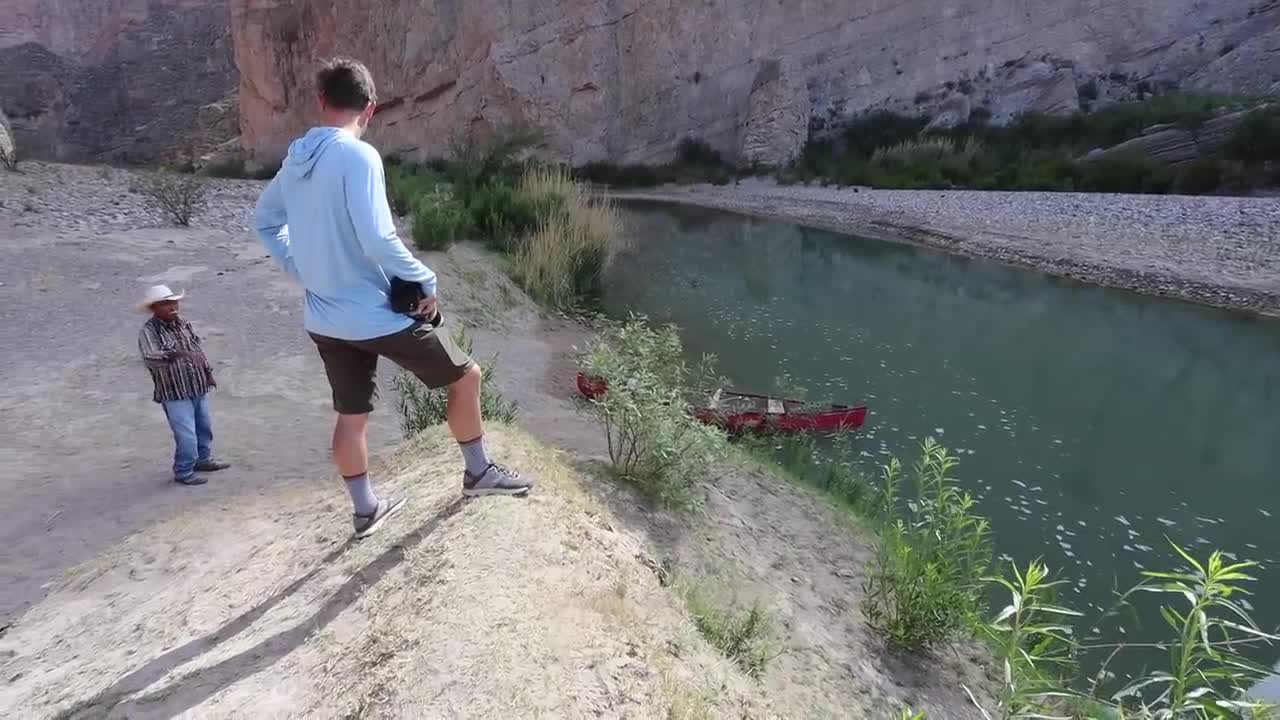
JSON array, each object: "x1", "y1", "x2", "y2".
[
  {"x1": 1, "y1": 163, "x2": 992, "y2": 718},
  {"x1": 613, "y1": 179, "x2": 1280, "y2": 316}
]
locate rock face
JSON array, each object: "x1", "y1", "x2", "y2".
[
  {"x1": 0, "y1": 0, "x2": 238, "y2": 164},
  {"x1": 740, "y1": 60, "x2": 809, "y2": 167},
  {"x1": 231, "y1": 0, "x2": 1280, "y2": 167}
]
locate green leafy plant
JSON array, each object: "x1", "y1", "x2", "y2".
[
  {"x1": 578, "y1": 315, "x2": 726, "y2": 510},
  {"x1": 984, "y1": 561, "x2": 1082, "y2": 719},
  {"x1": 392, "y1": 326, "x2": 516, "y2": 436},
  {"x1": 862, "y1": 439, "x2": 992, "y2": 652},
  {"x1": 1108, "y1": 544, "x2": 1279, "y2": 718},
  {"x1": 411, "y1": 188, "x2": 472, "y2": 251}
]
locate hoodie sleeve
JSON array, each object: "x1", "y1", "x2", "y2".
[
  {"x1": 344, "y1": 143, "x2": 438, "y2": 297},
  {"x1": 254, "y1": 175, "x2": 303, "y2": 283}
]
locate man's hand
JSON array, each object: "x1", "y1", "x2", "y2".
[{"x1": 414, "y1": 296, "x2": 438, "y2": 321}]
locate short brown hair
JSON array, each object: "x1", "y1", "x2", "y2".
[{"x1": 316, "y1": 58, "x2": 377, "y2": 112}]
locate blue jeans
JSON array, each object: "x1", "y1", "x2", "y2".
[{"x1": 162, "y1": 394, "x2": 214, "y2": 480}]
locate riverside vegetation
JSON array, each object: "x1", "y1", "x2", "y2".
[
  {"x1": 568, "y1": 316, "x2": 1279, "y2": 718},
  {"x1": 384, "y1": 129, "x2": 621, "y2": 310},
  {"x1": 579, "y1": 94, "x2": 1280, "y2": 196}
]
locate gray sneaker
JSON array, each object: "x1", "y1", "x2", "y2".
[
  {"x1": 462, "y1": 464, "x2": 533, "y2": 497},
  {"x1": 353, "y1": 496, "x2": 407, "y2": 539}
]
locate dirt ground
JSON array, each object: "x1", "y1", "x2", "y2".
[{"x1": 1, "y1": 164, "x2": 993, "y2": 718}]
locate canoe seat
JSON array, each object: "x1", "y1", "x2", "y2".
[{"x1": 766, "y1": 397, "x2": 785, "y2": 415}]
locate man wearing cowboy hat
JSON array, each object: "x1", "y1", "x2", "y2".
[{"x1": 137, "y1": 284, "x2": 231, "y2": 485}]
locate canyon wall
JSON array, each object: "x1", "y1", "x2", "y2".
[
  {"x1": 232, "y1": 0, "x2": 1280, "y2": 167},
  {"x1": 0, "y1": 0, "x2": 238, "y2": 163}
]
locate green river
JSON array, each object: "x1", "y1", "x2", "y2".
[{"x1": 605, "y1": 200, "x2": 1280, "y2": 687}]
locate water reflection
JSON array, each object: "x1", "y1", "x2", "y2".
[{"x1": 605, "y1": 200, "x2": 1280, "y2": 680}]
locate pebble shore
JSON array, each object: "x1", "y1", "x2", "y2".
[{"x1": 615, "y1": 179, "x2": 1280, "y2": 315}]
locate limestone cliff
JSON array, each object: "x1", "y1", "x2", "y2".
[
  {"x1": 232, "y1": 0, "x2": 1280, "y2": 167},
  {"x1": 0, "y1": 0, "x2": 238, "y2": 164}
]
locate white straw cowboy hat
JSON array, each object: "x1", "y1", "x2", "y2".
[{"x1": 137, "y1": 284, "x2": 185, "y2": 311}]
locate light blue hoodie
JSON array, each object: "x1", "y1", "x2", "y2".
[{"x1": 254, "y1": 127, "x2": 437, "y2": 341}]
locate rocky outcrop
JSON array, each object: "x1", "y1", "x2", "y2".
[
  {"x1": 0, "y1": 0, "x2": 238, "y2": 164},
  {"x1": 739, "y1": 60, "x2": 809, "y2": 167},
  {"x1": 1081, "y1": 108, "x2": 1259, "y2": 165},
  {"x1": 0, "y1": 108, "x2": 15, "y2": 168},
  {"x1": 231, "y1": 0, "x2": 1280, "y2": 168}
]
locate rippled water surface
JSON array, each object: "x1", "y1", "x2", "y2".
[{"x1": 605, "y1": 200, "x2": 1280, "y2": 682}]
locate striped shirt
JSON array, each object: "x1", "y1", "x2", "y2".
[{"x1": 138, "y1": 316, "x2": 216, "y2": 403}]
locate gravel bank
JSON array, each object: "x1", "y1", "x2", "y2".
[{"x1": 613, "y1": 179, "x2": 1280, "y2": 315}]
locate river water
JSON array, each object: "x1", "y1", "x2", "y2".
[{"x1": 605, "y1": 200, "x2": 1280, "y2": 684}]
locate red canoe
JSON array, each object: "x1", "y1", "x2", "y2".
[{"x1": 575, "y1": 373, "x2": 868, "y2": 435}]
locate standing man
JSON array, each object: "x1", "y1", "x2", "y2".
[
  {"x1": 137, "y1": 284, "x2": 231, "y2": 486},
  {"x1": 254, "y1": 58, "x2": 532, "y2": 539}
]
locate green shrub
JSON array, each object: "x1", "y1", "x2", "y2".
[
  {"x1": 676, "y1": 137, "x2": 723, "y2": 166},
  {"x1": 1078, "y1": 151, "x2": 1174, "y2": 193},
  {"x1": 391, "y1": 326, "x2": 517, "y2": 436},
  {"x1": 468, "y1": 182, "x2": 563, "y2": 252},
  {"x1": 203, "y1": 157, "x2": 248, "y2": 179},
  {"x1": 1226, "y1": 106, "x2": 1280, "y2": 164},
  {"x1": 410, "y1": 189, "x2": 471, "y2": 251},
  {"x1": 1173, "y1": 157, "x2": 1225, "y2": 194},
  {"x1": 862, "y1": 439, "x2": 992, "y2": 652},
  {"x1": 387, "y1": 164, "x2": 445, "y2": 217},
  {"x1": 578, "y1": 315, "x2": 726, "y2": 510},
  {"x1": 677, "y1": 580, "x2": 776, "y2": 678}
]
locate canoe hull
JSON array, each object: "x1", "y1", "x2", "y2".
[{"x1": 575, "y1": 373, "x2": 867, "y2": 435}]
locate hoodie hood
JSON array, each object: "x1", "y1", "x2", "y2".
[{"x1": 282, "y1": 127, "x2": 347, "y2": 180}]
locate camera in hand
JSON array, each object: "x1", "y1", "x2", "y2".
[{"x1": 389, "y1": 276, "x2": 441, "y2": 325}]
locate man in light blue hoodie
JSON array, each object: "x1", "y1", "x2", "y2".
[{"x1": 254, "y1": 58, "x2": 532, "y2": 539}]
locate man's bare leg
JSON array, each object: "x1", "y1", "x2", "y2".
[
  {"x1": 334, "y1": 412, "x2": 405, "y2": 536},
  {"x1": 445, "y1": 364, "x2": 532, "y2": 496}
]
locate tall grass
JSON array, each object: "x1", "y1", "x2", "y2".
[
  {"x1": 676, "y1": 579, "x2": 776, "y2": 679},
  {"x1": 514, "y1": 166, "x2": 622, "y2": 308}
]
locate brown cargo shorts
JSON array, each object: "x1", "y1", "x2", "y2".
[{"x1": 309, "y1": 314, "x2": 473, "y2": 415}]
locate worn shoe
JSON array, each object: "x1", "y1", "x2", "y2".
[
  {"x1": 353, "y1": 496, "x2": 407, "y2": 539},
  {"x1": 195, "y1": 459, "x2": 231, "y2": 472},
  {"x1": 174, "y1": 474, "x2": 208, "y2": 486},
  {"x1": 462, "y1": 463, "x2": 533, "y2": 497}
]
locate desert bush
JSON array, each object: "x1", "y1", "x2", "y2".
[
  {"x1": 578, "y1": 315, "x2": 726, "y2": 510},
  {"x1": 677, "y1": 580, "x2": 776, "y2": 678},
  {"x1": 137, "y1": 171, "x2": 208, "y2": 226},
  {"x1": 514, "y1": 166, "x2": 619, "y2": 307},
  {"x1": 391, "y1": 326, "x2": 517, "y2": 435},
  {"x1": 410, "y1": 188, "x2": 471, "y2": 251},
  {"x1": 443, "y1": 125, "x2": 544, "y2": 196},
  {"x1": 862, "y1": 438, "x2": 992, "y2": 652}
]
